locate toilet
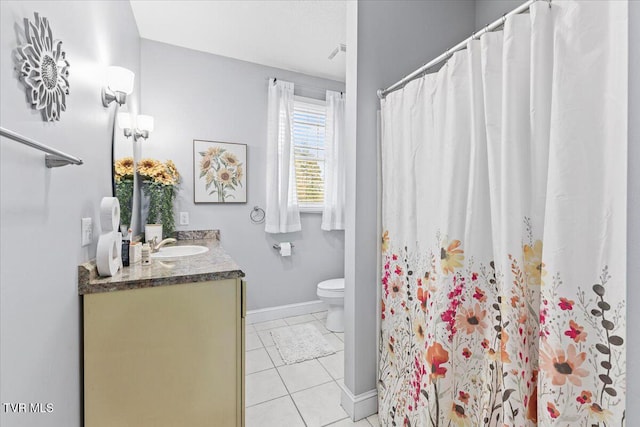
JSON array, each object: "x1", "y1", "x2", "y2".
[{"x1": 316, "y1": 278, "x2": 345, "y2": 332}]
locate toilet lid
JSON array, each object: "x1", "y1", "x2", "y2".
[{"x1": 318, "y1": 278, "x2": 344, "y2": 291}]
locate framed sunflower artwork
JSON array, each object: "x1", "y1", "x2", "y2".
[{"x1": 193, "y1": 140, "x2": 247, "y2": 203}]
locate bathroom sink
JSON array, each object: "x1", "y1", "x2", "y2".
[{"x1": 150, "y1": 245, "x2": 209, "y2": 261}]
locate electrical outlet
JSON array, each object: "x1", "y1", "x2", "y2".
[
  {"x1": 81, "y1": 217, "x2": 93, "y2": 247},
  {"x1": 179, "y1": 211, "x2": 189, "y2": 226}
]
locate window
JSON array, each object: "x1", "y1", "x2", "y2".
[{"x1": 292, "y1": 96, "x2": 326, "y2": 212}]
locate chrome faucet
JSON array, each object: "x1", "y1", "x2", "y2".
[{"x1": 150, "y1": 237, "x2": 177, "y2": 253}]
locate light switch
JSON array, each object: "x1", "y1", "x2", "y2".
[
  {"x1": 81, "y1": 217, "x2": 92, "y2": 247},
  {"x1": 179, "y1": 212, "x2": 189, "y2": 226}
]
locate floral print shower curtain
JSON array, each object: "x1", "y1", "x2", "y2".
[{"x1": 379, "y1": 2, "x2": 627, "y2": 426}]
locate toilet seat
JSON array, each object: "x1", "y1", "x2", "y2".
[{"x1": 317, "y1": 278, "x2": 344, "y2": 291}]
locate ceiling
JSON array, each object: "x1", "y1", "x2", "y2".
[{"x1": 129, "y1": 0, "x2": 347, "y2": 82}]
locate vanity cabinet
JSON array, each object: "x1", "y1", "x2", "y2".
[{"x1": 83, "y1": 278, "x2": 246, "y2": 427}]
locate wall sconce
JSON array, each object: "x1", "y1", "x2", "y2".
[
  {"x1": 102, "y1": 66, "x2": 135, "y2": 107},
  {"x1": 118, "y1": 112, "x2": 154, "y2": 141}
]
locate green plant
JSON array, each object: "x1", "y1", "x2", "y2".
[{"x1": 137, "y1": 158, "x2": 180, "y2": 237}]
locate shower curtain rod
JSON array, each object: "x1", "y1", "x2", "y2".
[
  {"x1": 377, "y1": 0, "x2": 547, "y2": 99},
  {"x1": 268, "y1": 77, "x2": 343, "y2": 97}
]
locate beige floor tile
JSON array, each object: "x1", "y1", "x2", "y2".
[
  {"x1": 309, "y1": 319, "x2": 332, "y2": 334},
  {"x1": 291, "y1": 381, "x2": 348, "y2": 427},
  {"x1": 318, "y1": 351, "x2": 344, "y2": 380},
  {"x1": 245, "y1": 396, "x2": 305, "y2": 427},
  {"x1": 324, "y1": 333, "x2": 344, "y2": 351},
  {"x1": 246, "y1": 347, "x2": 274, "y2": 374},
  {"x1": 258, "y1": 330, "x2": 275, "y2": 347},
  {"x1": 325, "y1": 417, "x2": 371, "y2": 426},
  {"x1": 366, "y1": 414, "x2": 380, "y2": 426},
  {"x1": 283, "y1": 314, "x2": 316, "y2": 325},
  {"x1": 265, "y1": 345, "x2": 285, "y2": 367},
  {"x1": 253, "y1": 319, "x2": 288, "y2": 331},
  {"x1": 277, "y1": 359, "x2": 333, "y2": 393},
  {"x1": 312, "y1": 311, "x2": 328, "y2": 321},
  {"x1": 246, "y1": 332, "x2": 263, "y2": 351},
  {"x1": 245, "y1": 368, "x2": 288, "y2": 407}
]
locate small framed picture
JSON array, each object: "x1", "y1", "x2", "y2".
[{"x1": 193, "y1": 140, "x2": 247, "y2": 203}]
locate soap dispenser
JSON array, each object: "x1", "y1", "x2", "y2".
[{"x1": 141, "y1": 243, "x2": 151, "y2": 265}]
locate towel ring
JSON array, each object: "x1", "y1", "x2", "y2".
[{"x1": 250, "y1": 206, "x2": 265, "y2": 224}]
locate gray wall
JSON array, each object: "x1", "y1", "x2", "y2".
[
  {"x1": 628, "y1": 1, "x2": 639, "y2": 423},
  {"x1": 475, "y1": 0, "x2": 521, "y2": 28},
  {"x1": 476, "y1": 0, "x2": 640, "y2": 423},
  {"x1": 627, "y1": 1, "x2": 640, "y2": 426},
  {"x1": 344, "y1": 0, "x2": 475, "y2": 408},
  {"x1": 140, "y1": 40, "x2": 345, "y2": 311},
  {"x1": 0, "y1": 1, "x2": 140, "y2": 426}
]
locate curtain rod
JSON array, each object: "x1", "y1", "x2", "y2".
[
  {"x1": 268, "y1": 77, "x2": 344, "y2": 96},
  {"x1": 0, "y1": 126, "x2": 84, "y2": 168},
  {"x1": 377, "y1": 0, "x2": 548, "y2": 100}
]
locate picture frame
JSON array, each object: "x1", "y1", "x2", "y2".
[{"x1": 193, "y1": 140, "x2": 247, "y2": 203}]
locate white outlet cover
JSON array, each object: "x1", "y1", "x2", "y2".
[
  {"x1": 81, "y1": 217, "x2": 92, "y2": 247},
  {"x1": 179, "y1": 212, "x2": 189, "y2": 225}
]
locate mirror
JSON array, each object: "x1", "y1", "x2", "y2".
[
  {"x1": 113, "y1": 3, "x2": 345, "y2": 242},
  {"x1": 112, "y1": 107, "x2": 137, "y2": 235}
]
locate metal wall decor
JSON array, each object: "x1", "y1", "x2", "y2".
[{"x1": 17, "y1": 13, "x2": 70, "y2": 122}]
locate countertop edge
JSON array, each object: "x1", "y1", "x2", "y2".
[
  {"x1": 78, "y1": 269, "x2": 245, "y2": 295},
  {"x1": 78, "y1": 231, "x2": 245, "y2": 295}
]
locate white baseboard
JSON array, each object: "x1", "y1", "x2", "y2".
[
  {"x1": 246, "y1": 300, "x2": 327, "y2": 324},
  {"x1": 338, "y1": 382, "x2": 378, "y2": 421}
]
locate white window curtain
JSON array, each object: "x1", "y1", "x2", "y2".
[
  {"x1": 379, "y1": 1, "x2": 627, "y2": 425},
  {"x1": 265, "y1": 78, "x2": 301, "y2": 233},
  {"x1": 321, "y1": 90, "x2": 345, "y2": 231}
]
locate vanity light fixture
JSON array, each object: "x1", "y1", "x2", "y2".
[
  {"x1": 118, "y1": 112, "x2": 154, "y2": 141},
  {"x1": 102, "y1": 66, "x2": 135, "y2": 107}
]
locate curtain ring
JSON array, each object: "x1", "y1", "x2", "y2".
[{"x1": 501, "y1": 13, "x2": 507, "y2": 25}]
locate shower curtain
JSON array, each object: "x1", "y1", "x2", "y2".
[{"x1": 379, "y1": 1, "x2": 627, "y2": 426}]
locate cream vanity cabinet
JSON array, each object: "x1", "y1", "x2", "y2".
[{"x1": 83, "y1": 278, "x2": 246, "y2": 427}]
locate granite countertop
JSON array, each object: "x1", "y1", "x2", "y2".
[{"x1": 78, "y1": 230, "x2": 245, "y2": 295}]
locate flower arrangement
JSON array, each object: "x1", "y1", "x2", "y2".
[
  {"x1": 114, "y1": 157, "x2": 134, "y2": 228},
  {"x1": 198, "y1": 146, "x2": 243, "y2": 202},
  {"x1": 137, "y1": 158, "x2": 181, "y2": 237}
]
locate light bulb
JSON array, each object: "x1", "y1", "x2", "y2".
[
  {"x1": 117, "y1": 112, "x2": 133, "y2": 130},
  {"x1": 106, "y1": 66, "x2": 135, "y2": 95},
  {"x1": 136, "y1": 115, "x2": 154, "y2": 132}
]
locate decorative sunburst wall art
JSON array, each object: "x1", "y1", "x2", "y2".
[{"x1": 17, "y1": 13, "x2": 70, "y2": 122}]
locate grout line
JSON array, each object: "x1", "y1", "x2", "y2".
[
  {"x1": 315, "y1": 354, "x2": 336, "y2": 380},
  {"x1": 256, "y1": 330, "x2": 274, "y2": 347},
  {"x1": 272, "y1": 365, "x2": 308, "y2": 426},
  {"x1": 290, "y1": 393, "x2": 309, "y2": 427},
  {"x1": 262, "y1": 343, "x2": 281, "y2": 368},
  {"x1": 277, "y1": 367, "x2": 335, "y2": 396},
  {"x1": 245, "y1": 361, "x2": 274, "y2": 375},
  {"x1": 246, "y1": 310, "x2": 345, "y2": 427},
  {"x1": 244, "y1": 393, "x2": 293, "y2": 410}
]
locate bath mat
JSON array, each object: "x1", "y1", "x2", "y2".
[{"x1": 270, "y1": 323, "x2": 335, "y2": 364}]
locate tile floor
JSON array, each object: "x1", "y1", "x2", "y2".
[{"x1": 245, "y1": 311, "x2": 380, "y2": 427}]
